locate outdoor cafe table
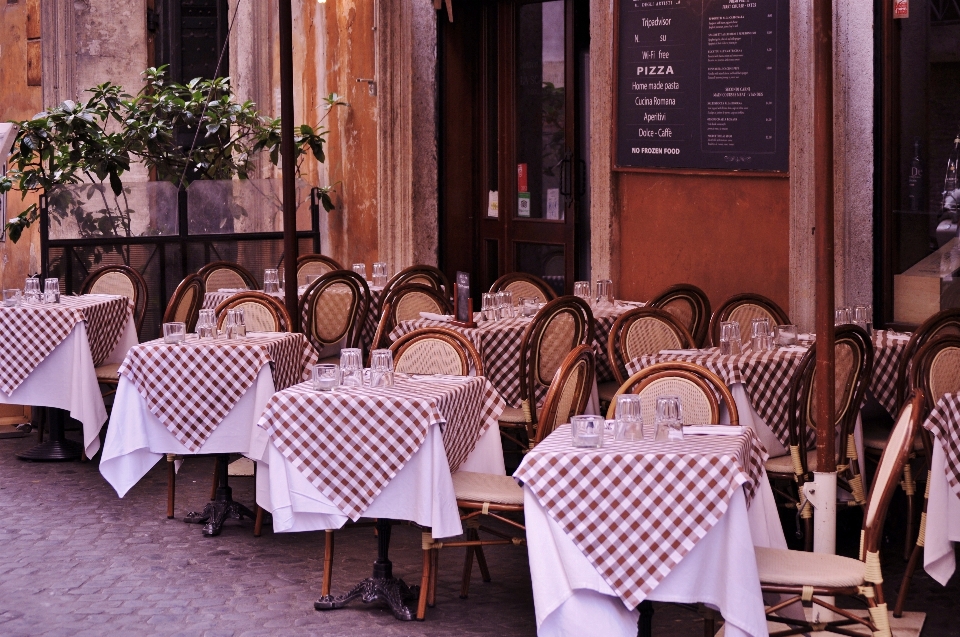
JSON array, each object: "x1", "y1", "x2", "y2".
[
  {"x1": 515, "y1": 423, "x2": 785, "y2": 637},
  {"x1": 99, "y1": 331, "x2": 316, "y2": 535},
  {"x1": 920, "y1": 392, "x2": 960, "y2": 585},
  {"x1": 0, "y1": 294, "x2": 137, "y2": 461}
]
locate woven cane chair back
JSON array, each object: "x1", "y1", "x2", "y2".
[
  {"x1": 299, "y1": 270, "x2": 369, "y2": 349},
  {"x1": 607, "y1": 361, "x2": 738, "y2": 425},
  {"x1": 296, "y1": 254, "x2": 343, "y2": 286},
  {"x1": 709, "y1": 293, "x2": 790, "y2": 346},
  {"x1": 896, "y1": 308, "x2": 960, "y2": 409},
  {"x1": 214, "y1": 292, "x2": 291, "y2": 333},
  {"x1": 197, "y1": 261, "x2": 257, "y2": 292},
  {"x1": 382, "y1": 265, "x2": 449, "y2": 301},
  {"x1": 163, "y1": 274, "x2": 205, "y2": 332},
  {"x1": 534, "y1": 346, "x2": 596, "y2": 445},
  {"x1": 390, "y1": 328, "x2": 483, "y2": 377},
  {"x1": 490, "y1": 272, "x2": 558, "y2": 303},
  {"x1": 608, "y1": 308, "x2": 695, "y2": 385},
  {"x1": 910, "y1": 336, "x2": 960, "y2": 413},
  {"x1": 386, "y1": 284, "x2": 452, "y2": 325},
  {"x1": 649, "y1": 284, "x2": 711, "y2": 347},
  {"x1": 81, "y1": 265, "x2": 149, "y2": 332}
]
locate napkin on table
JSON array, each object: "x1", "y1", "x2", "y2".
[{"x1": 420, "y1": 312, "x2": 453, "y2": 322}]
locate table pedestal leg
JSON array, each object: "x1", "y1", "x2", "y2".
[
  {"x1": 16, "y1": 408, "x2": 82, "y2": 461},
  {"x1": 183, "y1": 453, "x2": 255, "y2": 537},
  {"x1": 637, "y1": 600, "x2": 654, "y2": 637},
  {"x1": 314, "y1": 518, "x2": 420, "y2": 621}
]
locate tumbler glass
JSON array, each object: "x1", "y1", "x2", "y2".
[
  {"x1": 481, "y1": 293, "x2": 497, "y2": 321},
  {"x1": 519, "y1": 296, "x2": 540, "y2": 317},
  {"x1": 163, "y1": 322, "x2": 186, "y2": 344},
  {"x1": 570, "y1": 415, "x2": 605, "y2": 448},
  {"x1": 197, "y1": 309, "x2": 216, "y2": 339},
  {"x1": 352, "y1": 263, "x2": 367, "y2": 280},
  {"x1": 614, "y1": 394, "x2": 644, "y2": 441},
  {"x1": 340, "y1": 348, "x2": 364, "y2": 387},
  {"x1": 369, "y1": 349, "x2": 395, "y2": 388},
  {"x1": 24, "y1": 277, "x2": 40, "y2": 303},
  {"x1": 573, "y1": 281, "x2": 591, "y2": 303},
  {"x1": 655, "y1": 396, "x2": 683, "y2": 441},
  {"x1": 3, "y1": 289, "x2": 22, "y2": 307},
  {"x1": 854, "y1": 305, "x2": 872, "y2": 335},
  {"x1": 775, "y1": 324, "x2": 798, "y2": 347},
  {"x1": 372, "y1": 262, "x2": 389, "y2": 287},
  {"x1": 263, "y1": 269, "x2": 280, "y2": 295},
  {"x1": 595, "y1": 279, "x2": 613, "y2": 307},
  {"x1": 496, "y1": 291, "x2": 514, "y2": 319},
  {"x1": 43, "y1": 278, "x2": 60, "y2": 304},
  {"x1": 834, "y1": 307, "x2": 852, "y2": 326},
  {"x1": 719, "y1": 321, "x2": 742, "y2": 355},
  {"x1": 312, "y1": 364, "x2": 340, "y2": 391},
  {"x1": 750, "y1": 317, "x2": 773, "y2": 352}
]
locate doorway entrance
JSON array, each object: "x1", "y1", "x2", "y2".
[{"x1": 438, "y1": 0, "x2": 590, "y2": 299}]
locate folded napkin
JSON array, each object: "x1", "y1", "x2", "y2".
[
  {"x1": 798, "y1": 333, "x2": 815, "y2": 341},
  {"x1": 778, "y1": 345, "x2": 809, "y2": 353},
  {"x1": 658, "y1": 349, "x2": 701, "y2": 355},
  {"x1": 617, "y1": 300, "x2": 645, "y2": 307},
  {"x1": 682, "y1": 425, "x2": 743, "y2": 436},
  {"x1": 420, "y1": 312, "x2": 453, "y2": 322}
]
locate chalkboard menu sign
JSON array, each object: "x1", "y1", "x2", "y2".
[{"x1": 614, "y1": 0, "x2": 789, "y2": 172}]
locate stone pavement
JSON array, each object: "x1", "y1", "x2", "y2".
[{"x1": 0, "y1": 429, "x2": 955, "y2": 636}]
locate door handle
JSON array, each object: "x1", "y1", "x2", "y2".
[
  {"x1": 559, "y1": 152, "x2": 573, "y2": 202},
  {"x1": 577, "y1": 159, "x2": 587, "y2": 197}
]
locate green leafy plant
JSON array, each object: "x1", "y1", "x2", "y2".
[{"x1": 0, "y1": 67, "x2": 346, "y2": 243}]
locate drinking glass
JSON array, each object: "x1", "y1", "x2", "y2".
[
  {"x1": 519, "y1": 296, "x2": 540, "y2": 317},
  {"x1": 340, "y1": 348, "x2": 364, "y2": 387},
  {"x1": 3, "y1": 289, "x2": 22, "y2": 307},
  {"x1": 719, "y1": 321, "x2": 742, "y2": 355},
  {"x1": 496, "y1": 291, "x2": 514, "y2": 318},
  {"x1": 43, "y1": 278, "x2": 60, "y2": 304},
  {"x1": 834, "y1": 306, "x2": 852, "y2": 326},
  {"x1": 352, "y1": 263, "x2": 367, "y2": 280},
  {"x1": 225, "y1": 308, "x2": 246, "y2": 339},
  {"x1": 263, "y1": 269, "x2": 280, "y2": 295},
  {"x1": 481, "y1": 292, "x2": 497, "y2": 321},
  {"x1": 655, "y1": 396, "x2": 684, "y2": 441},
  {"x1": 197, "y1": 309, "x2": 216, "y2": 339},
  {"x1": 595, "y1": 279, "x2": 613, "y2": 307},
  {"x1": 750, "y1": 317, "x2": 773, "y2": 352},
  {"x1": 570, "y1": 415, "x2": 605, "y2": 448},
  {"x1": 775, "y1": 324, "x2": 798, "y2": 347},
  {"x1": 24, "y1": 277, "x2": 40, "y2": 303},
  {"x1": 614, "y1": 394, "x2": 644, "y2": 441},
  {"x1": 312, "y1": 363, "x2": 340, "y2": 391},
  {"x1": 573, "y1": 281, "x2": 591, "y2": 303},
  {"x1": 369, "y1": 349, "x2": 395, "y2": 388},
  {"x1": 163, "y1": 322, "x2": 186, "y2": 344},
  {"x1": 372, "y1": 262, "x2": 389, "y2": 287},
  {"x1": 854, "y1": 305, "x2": 872, "y2": 335}
]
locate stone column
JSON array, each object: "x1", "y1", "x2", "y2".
[{"x1": 589, "y1": 0, "x2": 619, "y2": 283}]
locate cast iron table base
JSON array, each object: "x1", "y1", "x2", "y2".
[
  {"x1": 314, "y1": 518, "x2": 420, "y2": 621},
  {"x1": 16, "y1": 408, "x2": 82, "y2": 462},
  {"x1": 183, "y1": 453, "x2": 255, "y2": 536}
]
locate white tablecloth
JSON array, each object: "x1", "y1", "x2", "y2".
[
  {"x1": 924, "y1": 439, "x2": 960, "y2": 584},
  {"x1": 0, "y1": 316, "x2": 138, "y2": 458},
  {"x1": 527, "y1": 475, "x2": 786, "y2": 637},
  {"x1": 100, "y1": 366, "x2": 276, "y2": 497},
  {"x1": 255, "y1": 422, "x2": 505, "y2": 539}
]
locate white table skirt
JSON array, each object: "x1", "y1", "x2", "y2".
[
  {"x1": 924, "y1": 439, "x2": 960, "y2": 585},
  {"x1": 255, "y1": 422, "x2": 506, "y2": 539},
  {"x1": 0, "y1": 316, "x2": 138, "y2": 458},
  {"x1": 100, "y1": 366, "x2": 276, "y2": 497},
  {"x1": 527, "y1": 474, "x2": 786, "y2": 637}
]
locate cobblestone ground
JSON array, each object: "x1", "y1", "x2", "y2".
[{"x1": 0, "y1": 429, "x2": 955, "y2": 636}]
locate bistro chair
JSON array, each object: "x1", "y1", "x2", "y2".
[
  {"x1": 299, "y1": 270, "x2": 370, "y2": 363},
  {"x1": 369, "y1": 284, "x2": 453, "y2": 354},
  {"x1": 605, "y1": 360, "x2": 738, "y2": 426},
  {"x1": 648, "y1": 283, "x2": 711, "y2": 348},
  {"x1": 390, "y1": 327, "x2": 483, "y2": 376},
  {"x1": 765, "y1": 325, "x2": 873, "y2": 551},
  {"x1": 894, "y1": 335, "x2": 960, "y2": 616},
  {"x1": 600, "y1": 307, "x2": 695, "y2": 410},
  {"x1": 296, "y1": 253, "x2": 343, "y2": 286},
  {"x1": 417, "y1": 345, "x2": 596, "y2": 620},
  {"x1": 214, "y1": 292, "x2": 291, "y2": 333},
  {"x1": 162, "y1": 274, "x2": 205, "y2": 333},
  {"x1": 489, "y1": 272, "x2": 557, "y2": 303},
  {"x1": 380, "y1": 264, "x2": 449, "y2": 301},
  {"x1": 754, "y1": 391, "x2": 923, "y2": 637},
  {"x1": 708, "y1": 292, "x2": 790, "y2": 347},
  {"x1": 197, "y1": 261, "x2": 258, "y2": 292},
  {"x1": 892, "y1": 307, "x2": 960, "y2": 410},
  {"x1": 81, "y1": 264, "x2": 149, "y2": 334},
  {"x1": 499, "y1": 296, "x2": 594, "y2": 450}
]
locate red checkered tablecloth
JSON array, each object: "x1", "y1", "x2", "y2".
[
  {"x1": 923, "y1": 393, "x2": 960, "y2": 500},
  {"x1": 118, "y1": 332, "x2": 317, "y2": 452},
  {"x1": 869, "y1": 330, "x2": 911, "y2": 415},
  {"x1": 0, "y1": 294, "x2": 132, "y2": 396},
  {"x1": 256, "y1": 375, "x2": 504, "y2": 520},
  {"x1": 514, "y1": 424, "x2": 766, "y2": 609}
]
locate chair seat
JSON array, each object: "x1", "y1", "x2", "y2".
[
  {"x1": 498, "y1": 406, "x2": 528, "y2": 425},
  {"x1": 755, "y1": 547, "x2": 866, "y2": 588},
  {"x1": 453, "y1": 471, "x2": 524, "y2": 506},
  {"x1": 598, "y1": 381, "x2": 619, "y2": 405},
  {"x1": 863, "y1": 422, "x2": 924, "y2": 452},
  {"x1": 95, "y1": 363, "x2": 122, "y2": 382},
  {"x1": 765, "y1": 449, "x2": 819, "y2": 475}
]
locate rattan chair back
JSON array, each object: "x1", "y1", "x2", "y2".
[
  {"x1": 709, "y1": 293, "x2": 790, "y2": 346},
  {"x1": 896, "y1": 308, "x2": 960, "y2": 409},
  {"x1": 162, "y1": 274, "x2": 205, "y2": 332},
  {"x1": 390, "y1": 327, "x2": 484, "y2": 377},
  {"x1": 81, "y1": 264, "x2": 149, "y2": 332},
  {"x1": 197, "y1": 261, "x2": 258, "y2": 292},
  {"x1": 909, "y1": 335, "x2": 960, "y2": 413},
  {"x1": 607, "y1": 307, "x2": 695, "y2": 385},
  {"x1": 648, "y1": 283, "x2": 711, "y2": 348},
  {"x1": 533, "y1": 345, "x2": 596, "y2": 445},
  {"x1": 214, "y1": 292, "x2": 291, "y2": 332},
  {"x1": 606, "y1": 361, "x2": 737, "y2": 425},
  {"x1": 385, "y1": 284, "x2": 453, "y2": 325},
  {"x1": 489, "y1": 272, "x2": 558, "y2": 303},
  {"x1": 299, "y1": 270, "x2": 370, "y2": 350},
  {"x1": 381, "y1": 265, "x2": 449, "y2": 301},
  {"x1": 296, "y1": 254, "x2": 343, "y2": 286}
]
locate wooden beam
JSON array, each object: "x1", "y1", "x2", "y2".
[{"x1": 279, "y1": 0, "x2": 300, "y2": 330}]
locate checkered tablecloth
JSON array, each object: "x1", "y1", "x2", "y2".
[
  {"x1": 515, "y1": 424, "x2": 766, "y2": 609},
  {"x1": 256, "y1": 375, "x2": 504, "y2": 520},
  {"x1": 924, "y1": 393, "x2": 960, "y2": 500},
  {"x1": 0, "y1": 294, "x2": 132, "y2": 396},
  {"x1": 869, "y1": 330, "x2": 911, "y2": 415},
  {"x1": 118, "y1": 332, "x2": 316, "y2": 452}
]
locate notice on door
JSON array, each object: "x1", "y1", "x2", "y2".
[{"x1": 614, "y1": 0, "x2": 789, "y2": 172}]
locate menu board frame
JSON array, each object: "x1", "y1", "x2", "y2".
[{"x1": 611, "y1": 0, "x2": 790, "y2": 175}]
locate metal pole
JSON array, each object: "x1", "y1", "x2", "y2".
[
  {"x1": 812, "y1": 0, "x2": 837, "y2": 554},
  {"x1": 279, "y1": 0, "x2": 300, "y2": 331}
]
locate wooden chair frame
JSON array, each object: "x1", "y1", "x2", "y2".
[
  {"x1": 162, "y1": 274, "x2": 205, "y2": 333},
  {"x1": 298, "y1": 269, "x2": 370, "y2": 351},
  {"x1": 488, "y1": 272, "x2": 558, "y2": 303},
  {"x1": 383, "y1": 283, "x2": 453, "y2": 329},
  {"x1": 894, "y1": 307, "x2": 960, "y2": 410},
  {"x1": 648, "y1": 283, "x2": 711, "y2": 348},
  {"x1": 81, "y1": 264, "x2": 149, "y2": 333},
  {"x1": 380, "y1": 265, "x2": 449, "y2": 303},
  {"x1": 295, "y1": 253, "x2": 343, "y2": 283},
  {"x1": 214, "y1": 291, "x2": 292, "y2": 333},
  {"x1": 389, "y1": 327, "x2": 484, "y2": 376},
  {"x1": 708, "y1": 292, "x2": 790, "y2": 347},
  {"x1": 607, "y1": 307, "x2": 695, "y2": 386},
  {"x1": 197, "y1": 261, "x2": 258, "y2": 291}
]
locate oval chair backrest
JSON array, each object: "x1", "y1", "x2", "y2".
[
  {"x1": 609, "y1": 308, "x2": 694, "y2": 385},
  {"x1": 300, "y1": 270, "x2": 369, "y2": 350},
  {"x1": 382, "y1": 265, "x2": 448, "y2": 302},
  {"x1": 215, "y1": 292, "x2": 290, "y2": 333},
  {"x1": 297, "y1": 255, "x2": 343, "y2": 286},
  {"x1": 648, "y1": 284, "x2": 711, "y2": 347},
  {"x1": 490, "y1": 273, "x2": 558, "y2": 303},
  {"x1": 534, "y1": 345, "x2": 596, "y2": 445},
  {"x1": 163, "y1": 274, "x2": 205, "y2": 332},
  {"x1": 528, "y1": 298, "x2": 593, "y2": 388},
  {"x1": 910, "y1": 335, "x2": 960, "y2": 414},
  {"x1": 897, "y1": 308, "x2": 960, "y2": 409},
  {"x1": 710, "y1": 293, "x2": 790, "y2": 346},
  {"x1": 199, "y1": 262, "x2": 257, "y2": 292},
  {"x1": 387, "y1": 284, "x2": 452, "y2": 324},
  {"x1": 82, "y1": 265, "x2": 149, "y2": 332},
  {"x1": 390, "y1": 328, "x2": 482, "y2": 376}
]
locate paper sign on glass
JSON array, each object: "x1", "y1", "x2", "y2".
[
  {"x1": 518, "y1": 192, "x2": 531, "y2": 217},
  {"x1": 487, "y1": 190, "x2": 499, "y2": 218},
  {"x1": 546, "y1": 188, "x2": 560, "y2": 220}
]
